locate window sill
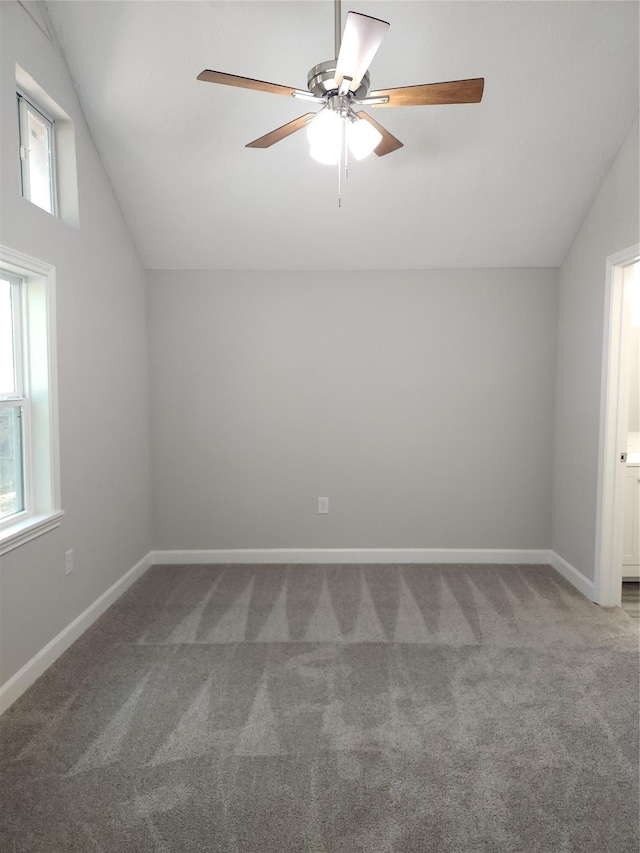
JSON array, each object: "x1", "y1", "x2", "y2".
[{"x1": 0, "y1": 510, "x2": 64, "y2": 556}]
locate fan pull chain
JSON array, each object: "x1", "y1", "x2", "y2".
[
  {"x1": 337, "y1": 116, "x2": 349, "y2": 208},
  {"x1": 337, "y1": 118, "x2": 343, "y2": 207},
  {"x1": 344, "y1": 119, "x2": 349, "y2": 180}
]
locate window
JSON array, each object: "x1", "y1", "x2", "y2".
[
  {"x1": 0, "y1": 247, "x2": 61, "y2": 555},
  {"x1": 0, "y1": 273, "x2": 27, "y2": 521},
  {"x1": 17, "y1": 92, "x2": 56, "y2": 215},
  {"x1": 15, "y1": 64, "x2": 79, "y2": 229}
]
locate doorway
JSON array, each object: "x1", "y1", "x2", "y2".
[{"x1": 595, "y1": 246, "x2": 640, "y2": 608}]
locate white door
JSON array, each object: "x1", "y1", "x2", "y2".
[{"x1": 596, "y1": 249, "x2": 640, "y2": 606}]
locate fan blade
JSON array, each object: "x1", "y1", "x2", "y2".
[
  {"x1": 246, "y1": 113, "x2": 315, "y2": 149},
  {"x1": 335, "y1": 12, "x2": 389, "y2": 93},
  {"x1": 356, "y1": 111, "x2": 403, "y2": 156},
  {"x1": 197, "y1": 70, "x2": 297, "y2": 97},
  {"x1": 369, "y1": 78, "x2": 484, "y2": 107}
]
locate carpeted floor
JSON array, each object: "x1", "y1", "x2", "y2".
[{"x1": 1, "y1": 563, "x2": 638, "y2": 852}]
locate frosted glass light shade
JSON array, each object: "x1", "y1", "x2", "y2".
[
  {"x1": 309, "y1": 143, "x2": 341, "y2": 165},
  {"x1": 348, "y1": 118, "x2": 382, "y2": 160},
  {"x1": 308, "y1": 110, "x2": 342, "y2": 165},
  {"x1": 307, "y1": 110, "x2": 383, "y2": 164}
]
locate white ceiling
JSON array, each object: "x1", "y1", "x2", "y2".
[{"x1": 44, "y1": 1, "x2": 639, "y2": 270}]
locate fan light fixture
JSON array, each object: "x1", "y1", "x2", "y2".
[{"x1": 307, "y1": 107, "x2": 382, "y2": 165}]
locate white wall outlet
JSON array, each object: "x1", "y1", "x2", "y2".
[
  {"x1": 318, "y1": 497, "x2": 329, "y2": 514},
  {"x1": 64, "y1": 549, "x2": 74, "y2": 576}
]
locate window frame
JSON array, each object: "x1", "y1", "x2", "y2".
[
  {"x1": 0, "y1": 271, "x2": 31, "y2": 528},
  {"x1": 17, "y1": 90, "x2": 58, "y2": 216},
  {"x1": 0, "y1": 247, "x2": 62, "y2": 555}
]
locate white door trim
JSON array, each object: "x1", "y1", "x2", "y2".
[{"x1": 595, "y1": 244, "x2": 639, "y2": 607}]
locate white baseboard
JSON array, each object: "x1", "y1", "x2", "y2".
[
  {"x1": 149, "y1": 547, "x2": 551, "y2": 566},
  {"x1": 151, "y1": 548, "x2": 596, "y2": 602},
  {"x1": 0, "y1": 551, "x2": 153, "y2": 715},
  {"x1": 548, "y1": 550, "x2": 596, "y2": 601}
]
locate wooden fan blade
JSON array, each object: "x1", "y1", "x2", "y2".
[
  {"x1": 356, "y1": 111, "x2": 403, "y2": 156},
  {"x1": 335, "y1": 12, "x2": 389, "y2": 92},
  {"x1": 197, "y1": 70, "x2": 297, "y2": 97},
  {"x1": 369, "y1": 78, "x2": 484, "y2": 107},
  {"x1": 246, "y1": 113, "x2": 315, "y2": 149}
]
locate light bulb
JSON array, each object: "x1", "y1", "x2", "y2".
[
  {"x1": 308, "y1": 109, "x2": 342, "y2": 165},
  {"x1": 348, "y1": 118, "x2": 382, "y2": 160}
]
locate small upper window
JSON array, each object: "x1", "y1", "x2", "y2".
[{"x1": 17, "y1": 92, "x2": 56, "y2": 215}]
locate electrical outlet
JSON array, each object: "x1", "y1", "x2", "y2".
[
  {"x1": 318, "y1": 497, "x2": 329, "y2": 514},
  {"x1": 64, "y1": 549, "x2": 74, "y2": 576}
]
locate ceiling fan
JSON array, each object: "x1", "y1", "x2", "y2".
[{"x1": 197, "y1": 1, "x2": 484, "y2": 165}]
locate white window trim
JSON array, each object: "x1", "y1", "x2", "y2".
[{"x1": 0, "y1": 246, "x2": 62, "y2": 556}]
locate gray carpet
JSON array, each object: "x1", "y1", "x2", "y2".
[{"x1": 1, "y1": 563, "x2": 638, "y2": 852}]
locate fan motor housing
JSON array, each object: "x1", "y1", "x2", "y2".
[{"x1": 307, "y1": 60, "x2": 370, "y2": 99}]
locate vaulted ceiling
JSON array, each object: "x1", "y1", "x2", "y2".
[{"x1": 45, "y1": 1, "x2": 639, "y2": 270}]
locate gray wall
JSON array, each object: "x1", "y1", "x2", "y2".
[
  {"x1": 0, "y1": 2, "x2": 152, "y2": 685},
  {"x1": 552, "y1": 115, "x2": 639, "y2": 581},
  {"x1": 148, "y1": 268, "x2": 558, "y2": 551}
]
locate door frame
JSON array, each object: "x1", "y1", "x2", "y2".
[{"x1": 595, "y1": 244, "x2": 639, "y2": 607}]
